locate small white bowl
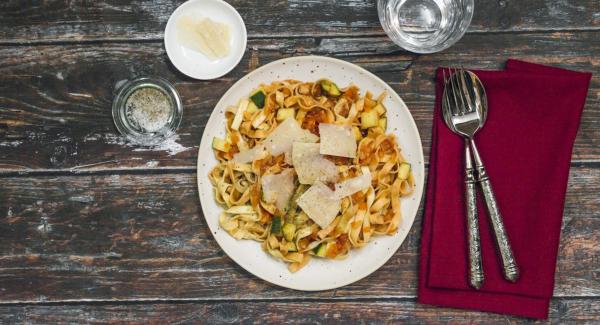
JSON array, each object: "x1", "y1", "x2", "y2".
[{"x1": 165, "y1": 0, "x2": 247, "y2": 80}]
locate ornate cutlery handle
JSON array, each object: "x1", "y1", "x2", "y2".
[
  {"x1": 464, "y1": 143, "x2": 484, "y2": 289},
  {"x1": 470, "y1": 140, "x2": 519, "y2": 282}
]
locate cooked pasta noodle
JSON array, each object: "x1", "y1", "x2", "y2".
[{"x1": 209, "y1": 79, "x2": 414, "y2": 272}]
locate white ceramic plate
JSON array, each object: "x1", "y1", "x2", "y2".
[
  {"x1": 197, "y1": 56, "x2": 424, "y2": 291},
  {"x1": 165, "y1": 0, "x2": 247, "y2": 80}
]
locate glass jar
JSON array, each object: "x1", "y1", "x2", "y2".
[{"x1": 112, "y1": 77, "x2": 183, "y2": 146}]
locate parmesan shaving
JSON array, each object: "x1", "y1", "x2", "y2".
[
  {"x1": 334, "y1": 167, "x2": 372, "y2": 199},
  {"x1": 264, "y1": 118, "x2": 319, "y2": 156},
  {"x1": 319, "y1": 123, "x2": 357, "y2": 158},
  {"x1": 292, "y1": 142, "x2": 338, "y2": 184},
  {"x1": 261, "y1": 169, "x2": 295, "y2": 213},
  {"x1": 296, "y1": 181, "x2": 341, "y2": 229},
  {"x1": 176, "y1": 16, "x2": 231, "y2": 60}
]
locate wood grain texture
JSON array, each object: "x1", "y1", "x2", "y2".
[
  {"x1": 0, "y1": 298, "x2": 599, "y2": 324},
  {"x1": 0, "y1": 167, "x2": 597, "y2": 303},
  {"x1": 0, "y1": 0, "x2": 598, "y2": 43},
  {"x1": 1, "y1": 32, "x2": 598, "y2": 171}
]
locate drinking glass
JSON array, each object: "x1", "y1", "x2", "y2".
[{"x1": 377, "y1": 0, "x2": 474, "y2": 53}]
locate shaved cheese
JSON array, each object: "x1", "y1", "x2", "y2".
[
  {"x1": 261, "y1": 169, "x2": 295, "y2": 214},
  {"x1": 231, "y1": 99, "x2": 249, "y2": 130},
  {"x1": 292, "y1": 142, "x2": 338, "y2": 184},
  {"x1": 232, "y1": 144, "x2": 268, "y2": 163},
  {"x1": 284, "y1": 150, "x2": 293, "y2": 166},
  {"x1": 334, "y1": 167, "x2": 372, "y2": 199},
  {"x1": 296, "y1": 181, "x2": 341, "y2": 229},
  {"x1": 264, "y1": 118, "x2": 318, "y2": 156},
  {"x1": 319, "y1": 123, "x2": 357, "y2": 158}
]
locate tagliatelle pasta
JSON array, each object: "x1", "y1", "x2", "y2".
[{"x1": 209, "y1": 79, "x2": 414, "y2": 272}]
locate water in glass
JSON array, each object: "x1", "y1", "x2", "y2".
[{"x1": 378, "y1": 0, "x2": 473, "y2": 53}]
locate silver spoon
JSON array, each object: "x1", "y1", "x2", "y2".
[
  {"x1": 445, "y1": 69, "x2": 520, "y2": 283},
  {"x1": 442, "y1": 69, "x2": 484, "y2": 289}
]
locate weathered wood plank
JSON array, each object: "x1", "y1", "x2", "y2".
[
  {"x1": 0, "y1": 0, "x2": 598, "y2": 43},
  {"x1": 0, "y1": 299, "x2": 599, "y2": 324},
  {"x1": 0, "y1": 167, "x2": 597, "y2": 303},
  {"x1": 1, "y1": 32, "x2": 598, "y2": 171}
]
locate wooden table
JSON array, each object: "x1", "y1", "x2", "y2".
[{"x1": 0, "y1": 1, "x2": 598, "y2": 323}]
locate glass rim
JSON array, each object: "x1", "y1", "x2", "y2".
[
  {"x1": 377, "y1": 0, "x2": 475, "y2": 54},
  {"x1": 112, "y1": 77, "x2": 183, "y2": 146}
]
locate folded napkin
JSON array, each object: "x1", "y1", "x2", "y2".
[{"x1": 418, "y1": 60, "x2": 592, "y2": 319}]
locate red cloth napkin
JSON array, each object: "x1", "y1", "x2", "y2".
[{"x1": 418, "y1": 60, "x2": 592, "y2": 319}]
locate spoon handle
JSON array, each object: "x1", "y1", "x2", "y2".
[
  {"x1": 464, "y1": 142, "x2": 484, "y2": 289},
  {"x1": 470, "y1": 140, "x2": 520, "y2": 282}
]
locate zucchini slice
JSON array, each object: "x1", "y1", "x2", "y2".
[
  {"x1": 246, "y1": 101, "x2": 259, "y2": 114},
  {"x1": 212, "y1": 137, "x2": 230, "y2": 152},
  {"x1": 399, "y1": 162, "x2": 411, "y2": 180},
  {"x1": 314, "y1": 242, "x2": 328, "y2": 257},
  {"x1": 360, "y1": 110, "x2": 379, "y2": 129},
  {"x1": 285, "y1": 241, "x2": 298, "y2": 252},
  {"x1": 378, "y1": 117, "x2": 387, "y2": 130},
  {"x1": 276, "y1": 108, "x2": 295, "y2": 122},
  {"x1": 374, "y1": 103, "x2": 386, "y2": 116},
  {"x1": 282, "y1": 223, "x2": 296, "y2": 242},
  {"x1": 271, "y1": 216, "x2": 283, "y2": 236},
  {"x1": 319, "y1": 79, "x2": 341, "y2": 97},
  {"x1": 250, "y1": 89, "x2": 266, "y2": 108}
]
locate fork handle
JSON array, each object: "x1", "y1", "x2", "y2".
[
  {"x1": 470, "y1": 140, "x2": 520, "y2": 282},
  {"x1": 464, "y1": 142, "x2": 484, "y2": 289}
]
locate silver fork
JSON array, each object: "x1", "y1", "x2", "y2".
[
  {"x1": 442, "y1": 69, "x2": 484, "y2": 289},
  {"x1": 445, "y1": 69, "x2": 520, "y2": 283}
]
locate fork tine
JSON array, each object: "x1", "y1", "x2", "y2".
[
  {"x1": 442, "y1": 69, "x2": 454, "y2": 115},
  {"x1": 449, "y1": 68, "x2": 465, "y2": 115},
  {"x1": 459, "y1": 69, "x2": 475, "y2": 113}
]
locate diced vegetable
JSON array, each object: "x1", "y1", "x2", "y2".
[
  {"x1": 231, "y1": 99, "x2": 249, "y2": 130},
  {"x1": 271, "y1": 216, "x2": 282, "y2": 236},
  {"x1": 246, "y1": 101, "x2": 258, "y2": 114},
  {"x1": 374, "y1": 104, "x2": 386, "y2": 116},
  {"x1": 328, "y1": 84, "x2": 341, "y2": 97},
  {"x1": 319, "y1": 79, "x2": 341, "y2": 97},
  {"x1": 212, "y1": 137, "x2": 230, "y2": 152},
  {"x1": 250, "y1": 89, "x2": 266, "y2": 108},
  {"x1": 352, "y1": 126, "x2": 363, "y2": 141},
  {"x1": 360, "y1": 110, "x2": 379, "y2": 129},
  {"x1": 378, "y1": 117, "x2": 387, "y2": 130},
  {"x1": 314, "y1": 243, "x2": 328, "y2": 257},
  {"x1": 285, "y1": 241, "x2": 297, "y2": 252},
  {"x1": 276, "y1": 108, "x2": 295, "y2": 122},
  {"x1": 282, "y1": 223, "x2": 296, "y2": 242},
  {"x1": 399, "y1": 162, "x2": 411, "y2": 180}
]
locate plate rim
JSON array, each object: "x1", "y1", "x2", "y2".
[
  {"x1": 197, "y1": 55, "x2": 424, "y2": 291},
  {"x1": 164, "y1": 0, "x2": 248, "y2": 80}
]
